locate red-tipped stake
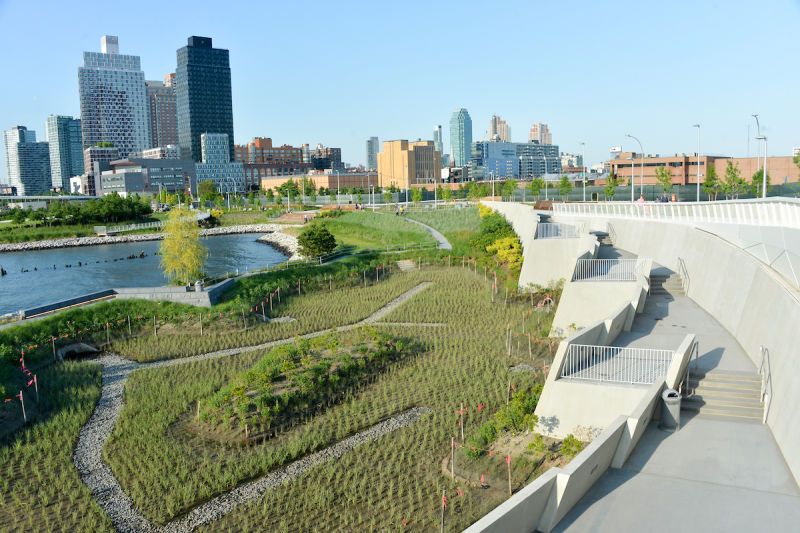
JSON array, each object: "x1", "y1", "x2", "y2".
[{"x1": 506, "y1": 455, "x2": 512, "y2": 496}]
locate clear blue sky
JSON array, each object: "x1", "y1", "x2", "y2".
[{"x1": 1, "y1": 0, "x2": 798, "y2": 181}]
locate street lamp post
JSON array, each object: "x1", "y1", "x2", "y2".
[
  {"x1": 627, "y1": 157, "x2": 635, "y2": 201},
  {"x1": 580, "y1": 142, "x2": 586, "y2": 201},
  {"x1": 626, "y1": 134, "x2": 645, "y2": 199},
  {"x1": 752, "y1": 114, "x2": 761, "y2": 179},
  {"x1": 336, "y1": 170, "x2": 340, "y2": 206},
  {"x1": 757, "y1": 136, "x2": 768, "y2": 198},
  {"x1": 693, "y1": 124, "x2": 701, "y2": 202}
]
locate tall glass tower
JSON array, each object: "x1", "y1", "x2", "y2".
[
  {"x1": 4, "y1": 126, "x2": 51, "y2": 195},
  {"x1": 176, "y1": 36, "x2": 234, "y2": 162},
  {"x1": 449, "y1": 108, "x2": 472, "y2": 167},
  {"x1": 78, "y1": 35, "x2": 149, "y2": 158},
  {"x1": 365, "y1": 136, "x2": 379, "y2": 170},
  {"x1": 46, "y1": 115, "x2": 83, "y2": 190}
]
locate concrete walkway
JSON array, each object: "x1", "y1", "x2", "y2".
[
  {"x1": 555, "y1": 263, "x2": 800, "y2": 532},
  {"x1": 402, "y1": 216, "x2": 453, "y2": 250}
]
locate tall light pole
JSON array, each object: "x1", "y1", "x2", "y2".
[
  {"x1": 693, "y1": 124, "x2": 701, "y2": 202},
  {"x1": 757, "y1": 136, "x2": 768, "y2": 198},
  {"x1": 752, "y1": 114, "x2": 761, "y2": 179},
  {"x1": 626, "y1": 134, "x2": 644, "y2": 198},
  {"x1": 580, "y1": 142, "x2": 586, "y2": 201},
  {"x1": 336, "y1": 170, "x2": 340, "y2": 206}
]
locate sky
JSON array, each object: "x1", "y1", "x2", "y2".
[{"x1": 1, "y1": 0, "x2": 799, "y2": 181}]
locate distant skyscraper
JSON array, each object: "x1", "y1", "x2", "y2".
[
  {"x1": 78, "y1": 35, "x2": 149, "y2": 158},
  {"x1": 4, "y1": 126, "x2": 51, "y2": 195},
  {"x1": 195, "y1": 133, "x2": 245, "y2": 192},
  {"x1": 46, "y1": 115, "x2": 83, "y2": 190},
  {"x1": 489, "y1": 115, "x2": 510, "y2": 142},
  {"x1": 146, "y1": 76, "x2": 178, "y2": 149},
  {"x1": 176, "y1": 36, "x2": 234, "y2": 162},
  {"x1": 365, "y1": 136, "x2": 379, "y2": 170},
  {"x1": 433, "y1": 125, "x2": 445, "y2": 167},
  {"x1": 449, "y1": 108, "x2": 472, "y2": 167},
  {"x1": 528, "y1": 122, "x2": 552, "y2": 145}
]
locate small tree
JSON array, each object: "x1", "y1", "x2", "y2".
[
  {"x1": 297, "y1": 222, "x2": 336, "y2": 257},
  {"x1": 382, "y1": 191, "x2": 392, "y2": 203},
  {"x1": 329, "y1": 188, "x2": 336, "y2": 204},
  {"x1": 723, "y1": 160, "x2": 747, "y2": 199},
  {"x1": 750, "y1": 168, "x2": 771, "y2": 197},
  {"x1": 198, "y1": 180, "x2": 219, "y2": 204},
  {"x1": 411, "y1": 187, "x2": 423, "y2": 203},
  {"x1": 702, "y1": 164, "x2": 720, "y2": 200},
  {"x1": 247, "y1": 191, "x2": 255, "y2": 205},
  {"x1": 654, "y1": 166, "x2": 674, "y2": 193},
  {"x1": 558, "y1": 175, "x2": 572, "y2": 200},
  {"x1": 265, "y1": 188, "x2": 275, "y2": 203},
  {"x1": 160, "y1": 207, "x2": 207, "y2": 285},
  {"x1": 501, "y1": 179, "x2": 518, "y2": 199},
  {"x1": 441, "y1": 186, "x2": 453, "y2": 201},
  {"x1": 603, "y1": 173, "x2": 620, "y2": 200},
  {"x1": 528, "y1": 177, "x2": 544, "y2": 199}
]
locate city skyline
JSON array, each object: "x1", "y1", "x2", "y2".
[{"x1": 1, "y1": 0, "x2": 799, "y2": 183}]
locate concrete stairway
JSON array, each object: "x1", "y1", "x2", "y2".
[
  {"x1": 649, "y1": 273, "x2": 685, "y2": 296},
  {"x1": 396, "y1": 259, "x2": 416, "y2": 272},
  {"x1": 682, "y1": 371, "x2": 763, "y2": 421}
]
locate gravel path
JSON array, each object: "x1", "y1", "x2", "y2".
[{"x1": 74, "y1": 282, "x2": 434, "y2": 532}]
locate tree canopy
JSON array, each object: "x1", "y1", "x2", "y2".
[
  {"x1": 159, "y1": 207, "x2": 207, "y2": 285},
  {"x1": 297, "y1": 222, "x2": 337, "y2": 257}
]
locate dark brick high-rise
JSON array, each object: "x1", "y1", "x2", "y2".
[{"x1": 176, "y1": 36, "x2": 234, "y2": 162}]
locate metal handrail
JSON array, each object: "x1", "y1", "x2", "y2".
[
  {"x1": 535, "y1": 222, "x2": 580, "y2": 239},
  {"x1": 681, "y1": 340, "x2": 699, "y2": 397},
  {"x1": 560, "y1": 344, "x2": 675, "y2": 385},
  {"x1": 572, "y1": 258, "x2": 644, "y2": 282},
  {"x1": 759, "y1": 345, "x2": 772, "y2": 423},
  {"x1": 607, "y1": 223, "x2": 617, "y2": 245},
  {"x1": 677, "y1": 257, "x2": 690, "y2": 295}
]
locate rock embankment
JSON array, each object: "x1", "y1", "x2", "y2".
[
  {"x1": 255, "y1": 231, "x2": 300, "y2": 260},
  {"x1": 0, "y1": 224, "x2": 300, "y2": 254}
]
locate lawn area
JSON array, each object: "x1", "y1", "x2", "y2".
[
  {"x1": 0, "y1": 214, "x2": 169, "y2": 243},
  {"x1": 317, "y1": 211, "x2": 434, "y2": 248},
  {"x1": 405, "y1": 207, "x2": 481, "y2": 254}
]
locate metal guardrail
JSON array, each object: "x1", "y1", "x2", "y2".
[
  {"x1": 681, "y1": 340, "x2": 699, "y2": 397},
  {"x1": 535, "y1": 222, "x2": 580, "y2": 239},
  {"x1": 572, "y1": 259, "x2": 643, "y2": 282},
  {"x1": 560, "y1": 344, "x2": 675, "y2": 385},
  {"x1": 94, "y1": 210, "x2": 210, "y2": 235},
  {"x1": 552, "y1": 198, "x2": 800, "y2": 230}
]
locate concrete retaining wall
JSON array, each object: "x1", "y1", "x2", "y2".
[
  {"x1": 114, "y1": 278, "x2": 235, "y2": 308},
  {"x1": 554, "y1": 214, "x2": 800, "y2": 485},
  {"x1": 21, "y1": 289, "x2": 116, "y2": 317}
]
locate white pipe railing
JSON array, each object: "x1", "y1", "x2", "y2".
[
  {"x1": 535, "y1": 222, "x2": 580, "y2": 239},
  {"x1": 572, "y1": 258, "x2": 643, "y2": 282},
  {"x1": 560, "y1": 344, "x2": 674, "y2": 385},
  {"x1": 552, "y1": 198, "x2": 800, "y2": 229}
]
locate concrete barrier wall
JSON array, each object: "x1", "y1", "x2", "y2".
[
  {"x1": 114, "y1": 278, "x2": 235, "y2": 308},
  {"x1": 554, "y1": 215, "x2": 800, "y2": 485},
  {"x1": 551, "y1": 283, "x2": 640, "y2": 338},
  {"x1": 22, "y1": 289, "x2": 116, "y2": 317},
  {"x1": 610, "y1": 380, "x2": 663, "y2": 468}
]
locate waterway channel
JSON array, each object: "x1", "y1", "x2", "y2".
[{"x1": 0, "y1": 233, "x2": 287, "y2": 315}]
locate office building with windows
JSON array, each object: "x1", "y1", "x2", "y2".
[
  {"x1": 365, "y1": 136, "x2": 379, "y2": 170},
  {"x1": 529, "y1": 122, "x2": 552, "y2": 145},
  {"x1": 146, "y1": 75, "x2": 178, "y2": 149},
  {"x1": 449, "y1": 108, "x2": 472, "y2": 167},
  {"x1": 4, "y1": 126, "x2": 51, "y2": 195},
  {"x1": 309, "y1": 144, "x2": 343, "y2": 171},
  {"x1": 195, "y1": 133, "x2": 245, "y2": 192},
  {"x1": 488, "y1": 115, "x2": 510, "y2": 142},
  {"x1": 100, "y1": 157, "x2": 196, "y2": 197},
  {"x1": 78, "y1": 35, "x2": 149, "y2": 159},
  {"x1": 176, "y1": 36, "x2": 234, "y2": 162},
  {"x1": 46, "y1": 115, "x2": 83, "y2": 190},
  {"x1": 470, "y1": 140, "x2": 561, "y2": 181},
  {"x1": 377, "y1": 139, "x2": 441, "y2": 189}
]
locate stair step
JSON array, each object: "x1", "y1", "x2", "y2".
[
  {"x1": 692, "y1": 372, "x2": 761, "y2": 385},
  {"x1": 396, "y1": 260, "x2": 416, "y2": 272},
  {"x1": 683, "y1": 395, "x2": 763, "y2": 409},
  {"x1": 685, "y1": 387, "x2": 761, "y2": 401},
  {"x1": 681, "y1": 403, "x2": 763, "y2": 420},
  {"x1": 690, "y1": 381, "x2": 761, "y2": 395}
]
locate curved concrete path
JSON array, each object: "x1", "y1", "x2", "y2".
[
  {"x1": 73, "y1": 283, "x2": 434, "y2": 532},
  {"x1": 402, "y1": 216, "x2": 453, "y2": 250}
]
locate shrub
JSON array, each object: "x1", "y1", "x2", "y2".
[{"x1": 297, "y1": 222, "x2": 337, "y2": 257}]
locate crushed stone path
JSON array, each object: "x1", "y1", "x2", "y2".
[{"x1": 74, "y1": 282, "x2": 434, "y2": 532}]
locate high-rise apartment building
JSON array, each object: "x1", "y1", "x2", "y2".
[
  {"x1": 4, "y1": 126, "x2": 51, "y2": 195},
  {"x1": 528, "y1": 122, "x2": 552, "y2": 145},
  {"x1": 78, "y1": 35, "x2": 149, "y2": 159},
  {"x1": 146, "y1": 76, "x2": 178, "y2": 149},
  {"x1": 365, "y1": 137, "x2": 379, "y2": 170},
  {"x1": 45, "y1": 115, "x2": 83, "y2": 190},
  {"x1": 449, "y1": 108, "x2": 472, "y2": 167},
  {"x1": 377, "y1": 140, "x2": 441, "y2": 189},
  {"x1": 234, "y1": 137, "x2": 302, "y2": 164},
  {"x1": 309, "y1": 144, "x2": 343, "y2": 171},
  {"x1": 176, "y1": 36, "x2": 234, "y2": 162},
  {"x1": 433, "y1": 126, "x2": 446, "y2": 168},
  {"x1": 488, "y1": 115, "x2": 510, "y2": 142},
  {"x1": 471, "y1": 140, "x2": 561, "y2": 181},
  {"x1": 195, "y1": 133, "x2": 245, "y2": 192},
  {"x1": 560, "y1": 152, "x2": 583, "y2": 169}
]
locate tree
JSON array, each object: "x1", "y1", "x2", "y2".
[
  {"x1": 528, "y1": 177, "x2": 544, "y2": 199},
  {"x1": 750, "y1": 168, "x2": 771, "y2": 197},
  {"x1": 654, "y1": 166, "x2": 674, "y2": 193},
  {"x1": 247, "y1": 191, "x2": 255, "y2": 205},
  {"x1": 329, "y1": 188, "x2": 336, "y2": 204},
  {"x1": 558, "y1": 175, "x2": 572, "y2": 199},
  {"x1": 265, "y1": 188, "x2": 275, "y2": 203},
  {"x1": 297, "y1": 222, "x2": 336, "y2": 257},
  {"x1": 702, "y1": 163, "x2": 720, "y2": 200},
  {"x1": 160, "y1": 207, "x2": 207, "y2": 285},
  {"x1": 382, "y1": 191, "x2": 392, "y2": 203},
  {"x1": 603, "y1": 173, "x2": 620, "y2": 200},
  {"x1": 441, "y1": 186, "x2": 453, "y2": 201},
  {"x1": 501, "y1": 179, "x2": 518, "y2": 199},
  {"x1": 411, "y1": 187, "x2": 423, "y2": 203},
  {"x1": 722, "y1": 160, "x2": 747, "y2": 199}
]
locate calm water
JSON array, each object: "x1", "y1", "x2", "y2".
[{"x1": 0, "y1": 234, "x2": 287, "y2": 315}]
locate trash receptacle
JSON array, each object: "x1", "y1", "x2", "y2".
[{"x1": 659, "y1": 388, "x2": 681, "y2": 431}]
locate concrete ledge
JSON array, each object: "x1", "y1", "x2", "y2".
[
  {"x1": 22, "y1": 289, "x2": 116, "y2": 317},
  {"x1": 611, "y1": 380, "x2": 663, "y2": 468}
]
